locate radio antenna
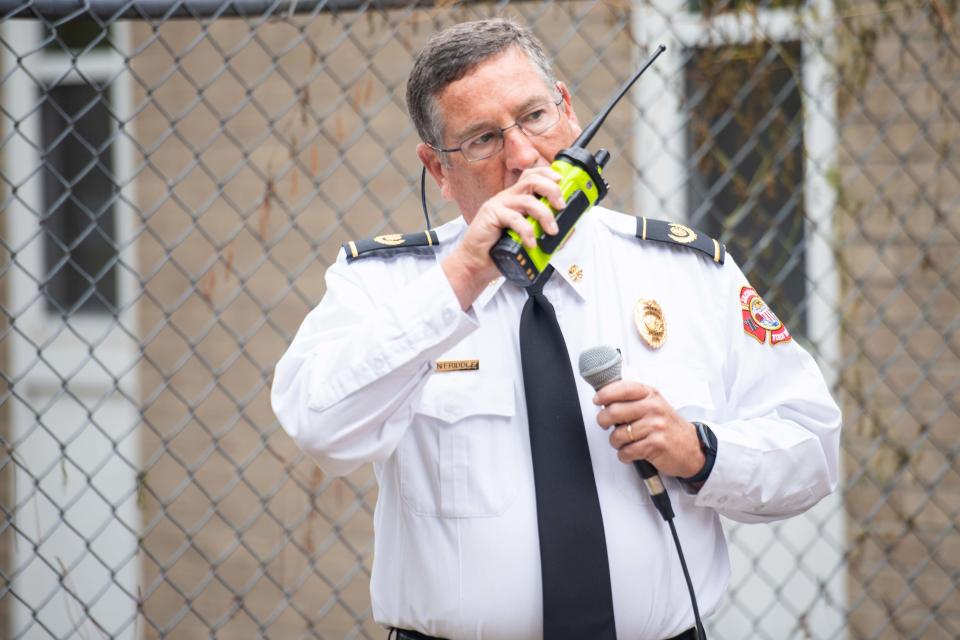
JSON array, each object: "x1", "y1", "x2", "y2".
[{"x1": 571, "y1": 44, "x2": 666, "y2": 151}]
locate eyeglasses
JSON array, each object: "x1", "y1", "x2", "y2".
[{"x1": 430, "y1": 98, "x2": 564, "y2": 162}]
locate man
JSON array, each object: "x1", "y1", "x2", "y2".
[{"x1": 272, "y1": 18, "x2": 841, "y2": 640}]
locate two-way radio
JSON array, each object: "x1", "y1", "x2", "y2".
[{"x1": 490, "y1": 44, "x2": 666, "y2": 287}]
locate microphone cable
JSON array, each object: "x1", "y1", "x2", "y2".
[
  {"x1": 579, "y1": 346, "x2": 706, "y2": 639},
  {"x1": 632, "y1": 459, "x2": 706, "y2": 640},
  {"x1": 660, "y1": 493, "x2": 706, "y2": 639}
]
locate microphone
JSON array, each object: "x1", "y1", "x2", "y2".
[
  {"x1": 579, "y1": 345, "x2": 708, "y2": 638},
  {"x1": 578, "y1": 345, "x2": 674, "y2": 521}
]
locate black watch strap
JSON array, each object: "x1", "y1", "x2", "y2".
[{"x1": 681, "y1": 421, "x2": 718, "y2": 485}]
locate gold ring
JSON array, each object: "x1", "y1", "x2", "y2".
[{"x1": 626, "y1": 423, "x2": 635, "y2": 443}]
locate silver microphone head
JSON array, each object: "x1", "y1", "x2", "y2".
[{"x1": 578, "y1": 345, "x2": 622, "y2": 391}]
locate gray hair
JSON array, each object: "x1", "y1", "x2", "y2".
[{"x1": 406, "y1": 18, "x2": 558, "y2": 155}]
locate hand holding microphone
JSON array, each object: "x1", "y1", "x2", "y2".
[
  {"x1": 578, "y1": 345, "x2": 706, "y2": 521},
  {"x1": 579, "y1": 345, "x2": 710, "y2": 638}
]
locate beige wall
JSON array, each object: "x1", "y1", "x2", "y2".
[
  {"x1": 836, "y1": 5, "x2": 960, "y2": 637},
  {"x1": 1, "y1": 2, "x2": 954, "y2": 638},
  {"x1": 128, "y1": 4, "x2": 635, "y2": 636}
]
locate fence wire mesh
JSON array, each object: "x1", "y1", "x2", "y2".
[{"x1": 0, "y1": 0, "x2": 957, "y2": 638}]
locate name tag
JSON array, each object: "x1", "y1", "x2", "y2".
[{"x1": 435, "y1": 359, "x2": 480, "y2": 372}]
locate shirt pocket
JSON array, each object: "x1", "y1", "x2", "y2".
[
  {"x1": 612, "y1": 365, "x2": 717, "y2": 506},
  {"x1": 398, "y1": 370, "x2": 521, "y2": 518}
]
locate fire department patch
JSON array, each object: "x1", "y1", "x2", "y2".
[{"x1": 739, "y1": 286, "x2": 792, "y2": 346}]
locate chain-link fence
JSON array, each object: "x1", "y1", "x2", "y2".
[{"x1": 0, "y1": 0, "x2": 956, "y2": 638}]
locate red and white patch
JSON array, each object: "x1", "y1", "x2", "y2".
[{"x1": 739, "y1": 286, "x2": 791, "y2": 346}]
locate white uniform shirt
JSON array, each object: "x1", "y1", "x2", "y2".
[{"x1": 271, "y1": 207, "x2": 841, "y2": 640}]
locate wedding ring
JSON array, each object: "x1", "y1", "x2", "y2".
[{"x1": 626, "y1": 423, "x2": 635, "y2": 443}]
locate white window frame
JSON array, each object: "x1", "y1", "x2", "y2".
[
  {"x1": 2, "y1": 18, "x2": 141, "y2": 639},
  {"x1": 630, "y1": 0, "x2": 844, "y2": 637}
]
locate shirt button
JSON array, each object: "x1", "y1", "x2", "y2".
[
  {"x1": 372, "y1": 356, "x2": 386, "y2": 372},
  {"x1": 442, "y1": 308, "x2": 455, "y2": 323}
]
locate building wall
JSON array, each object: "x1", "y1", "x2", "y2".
[
  {"x1": 0, "y1": 196, "x2": 11, "y2": 640},
  {"x1": 128, "y1": 5, "x2": 636, "y2": 636},
  {"x1": 836, "y1": 4, "x2": 960, "y2": 637},
  {"x1": 1, "y1": 2, "x2": 954, "y2": 638}
]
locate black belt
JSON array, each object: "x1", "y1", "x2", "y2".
[{"x1": 393, "y1": 627, "x2": 699, "y2": 640}]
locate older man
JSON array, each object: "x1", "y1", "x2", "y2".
[{"x1": 272, "y1": 18, "x2": 841, "y2": 640}]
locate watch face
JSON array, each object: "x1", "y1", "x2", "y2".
[
  {"x1": 681, "y1": 422, "x2": 716, "y2": 485},
  {"x1": 696, "y1": 422, "x2": 716, "y2": 455}
]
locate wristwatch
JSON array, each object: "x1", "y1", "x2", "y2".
[{"x1": 681, "y1": 421, "x2": 718, "y2": 486}]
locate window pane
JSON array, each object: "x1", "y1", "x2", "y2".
[
  {"x1": 43, "y1": 17, "x2": 110, "y2": 52},
  {"x1": 685, "y1": 41, "x2": 806, "y2": 336},
  {"x1": 41, "y1": 82, "x2": 118, "y2": 315},
  {"x1": 688, "y1": 0, "x2": 805, "y2": 14}
]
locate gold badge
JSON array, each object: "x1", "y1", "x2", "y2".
[
  {"x1": 568, "y1": 264, "x2": 583, "y2": 283},
  {"x1": 435, "y1": 359, "x2": 480, "y2": 372},
  {"x1": 373, "y1": 234, "x2": 405, "y2": 246},
  {"x1": 667, "y1": 224, "x2": 697, "y2": 244},
  {"x1": 634, "y1": 298, "x2": 666, "y2": 349}
]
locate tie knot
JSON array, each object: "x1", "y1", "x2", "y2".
[{"x1": 526, "y1": 265, "x2": 554, "y2": 297}]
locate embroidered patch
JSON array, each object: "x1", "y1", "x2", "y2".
[{"x1": 740, "y1": 286, "x2": 791, "y2": 346}]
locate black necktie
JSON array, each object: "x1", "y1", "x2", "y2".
[{"x1": 519, "y1": 266, "x2": 617, "y2": 639}]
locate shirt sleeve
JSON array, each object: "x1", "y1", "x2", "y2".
[
  {"x1": 693, "y1": 256, "x2": 842, "y2": 523},
  {"x1": 270, "y1": 253, "x2": 478, "y2": 476}
]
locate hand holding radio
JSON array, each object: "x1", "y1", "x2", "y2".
[
  {"x1": 442, "y1": 166, "x2": 566, "y2": 308},
  {"x1": 491, "y1": 45, "x2": 666, "y2": 286},
  {"x1": 463, "y1": 166, "x2": 566, "y2": 262}
]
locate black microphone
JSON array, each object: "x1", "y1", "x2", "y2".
[{"x1": 578, "y1": 345, "x2": 674, "y2": 521}]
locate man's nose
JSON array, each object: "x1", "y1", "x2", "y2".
[{"x1": 502, "y1": 126, "x2": 542, "y2": 173}]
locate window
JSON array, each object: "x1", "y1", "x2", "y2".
[
  {"x1": 3, "y1": 16, "x2": 138, "y2": 638},
  {"x1": 43, "y1": 16, "x2": 111, "y2": 52},
  {"x1": 41, "y1": 81, "x2": 119, "y2": 314},
  {"x1": 685, "y1": 41, "x2": 807, "y2": 335},
  {"x1": 629, "y1": 1, "x2": 842, "y2": 634}
]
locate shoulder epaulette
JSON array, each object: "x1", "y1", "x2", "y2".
[
  {"x1": 635, "y1": 217, "x2": 725, "y2": 265},
  {"x1": 343, "y1": 230, "x2": 440, "y2": 263}
]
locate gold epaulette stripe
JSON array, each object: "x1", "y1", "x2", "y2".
[
  {"x1": 633, "y1": 216, "x2": 724, "y2": 265},
  {"x1": 343, "y1": 229, "x2": 440, "y2": 263}
]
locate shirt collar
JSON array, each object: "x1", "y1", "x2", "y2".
[
  {"x1": 547, "y1": 215, "x2": 592, "y2": 302},
  {"x1": 435, "y1": 215, "x2": 468, "y2": 245},
  {"x1": 474, "y1": 274, "x2": 506, "y2": 310},
  {"x1": 472, "y1": 210, "x2": 596, "y2": 310}
]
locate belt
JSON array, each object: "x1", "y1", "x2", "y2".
[{"x1": 393, "y1": 627, "x2": 699, "y2": 640}]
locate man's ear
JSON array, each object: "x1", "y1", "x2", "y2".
[
  {"x1": 556, "y1": 81, "x2": 581, "y2": 134},
  {"x1": 417, "y1": 143, "x2": 452, "y2": 201}
]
